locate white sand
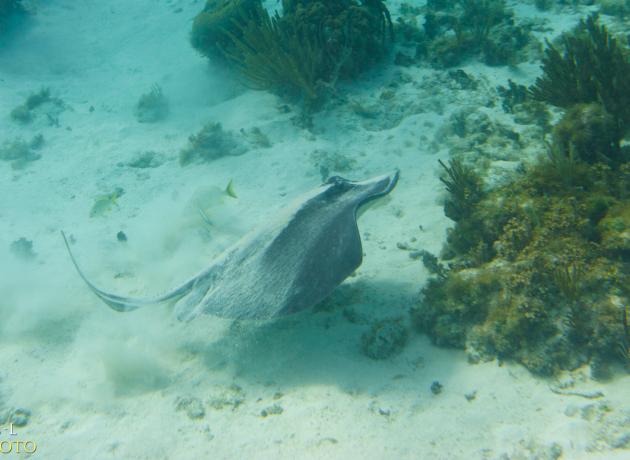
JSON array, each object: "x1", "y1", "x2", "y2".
[{"x1": 1, "y1": 0, "x2": 629, "y2": 459}]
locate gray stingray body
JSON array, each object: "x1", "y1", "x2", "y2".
[{"x1": 62, "y1": 171, "x2": 399, "y2": 321}]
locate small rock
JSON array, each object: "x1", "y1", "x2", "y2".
[
  {"x1": 465, "y1": 390, "x2": 477, "y2": 402},
  {"x1": 396, "y1": 242, "x2": 410, "y2": 250},
  {"x1": 175, "y1": 396, "x2": 205, "y2": 420},
  {"x1": 361, "y1": 318, "x2": 408, "y2": 360},
  {"x1": 430, "y1": 381, "x2": 443, "y2": 395},
  {"x1": 260, "y1": 404, "x2": 283, "y2": 417},
  {"x1": 564, "y1": 405, "x2": 579, "y2": 417},
  {"x1": 368, "y1": 401, "x2": 392, "y2": 418},
  {"x1": 208, "y1": 384, "x2": 245, "y2": 411},
  {"x1": 10, "y1": 238, "x2": 36, "y2": 261},
  {"x1": 203, "y1": 425, "x2": 215, "y2": 441},
  {"x1": 610, "y1": 431, "x2": 630, "y2": 449},
  {"x1": 10, "y1": 408, "x2": 31, "y2": 427},
  {"x1": 117, "y1": 231, "x2": 127, "y2": 242}
]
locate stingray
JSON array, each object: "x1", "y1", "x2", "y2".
[{"x1": 62, "y1": 170, "x2": 399, "y2": 321}]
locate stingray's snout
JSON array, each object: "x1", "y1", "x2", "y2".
[
  {"x1": 359, "y1": 169, "x2": 399, "y2": 197},
  {"x1": 383, "y1": 169, "x2": 400, "y2": 194}
]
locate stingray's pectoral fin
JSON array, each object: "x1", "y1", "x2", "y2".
[
  {"x1": 174, "y1": 279, "x2": 210, "y2": 322},
  {"x1": 61, "y1": 231, "x2": 190, "y2": 313}
]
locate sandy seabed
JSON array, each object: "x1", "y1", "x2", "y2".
[{"x1": 0, "y1": 1, "x2": 629, "y2": 459}]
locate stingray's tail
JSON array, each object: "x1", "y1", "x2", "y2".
[{"x1": 61, "y1": 231, "x2": 192, "y2": 312}]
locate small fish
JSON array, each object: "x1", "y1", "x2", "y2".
[
  {"x1": 196, "y1": 180, "x2": 237, "y2": 230},
  {"x1": 90, "y1": 187, "x2": 124, "y2": 218},
  {"x1": 225, "y1": 179, "x2": 237, "y2": 199}
]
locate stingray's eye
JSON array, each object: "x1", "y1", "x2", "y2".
[
  {"x1": 325, "y1": 176, "x2": 352, "y2": 193},
  {"x1": 325, "y1": 175, "x2": 344, "y2": 186}
]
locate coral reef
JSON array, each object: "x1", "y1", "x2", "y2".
[
  {"x1": 531, "y1": 15, "x2": 630, "y2": 154},
  {"x1": 551, "y1": 103, "x2": 617, "y2": 165},
  {"x1": 361, "y1": 318, "x2": 408, "y2": 360},
  {"x1": 191, "y1": 0, "x2": 393, "y2": 110},
  {"x1": 190, "y1": 0, "x2": 259, "y2": 60},
  {"x1": 414, "y1": 137, "x2": 630, "y2": 375},
  {"x1": 438, "y1": 158, "x2": 484, "y2": 222},
  {"x1": 135, "y1": 84, "x2": 169, "y2": 123},
  {"x1": 421, "y1": 0, "x2": 536, "y2": 67},
  {"x1": 179, "y1": 122, "x2": 247, "y2": 165},
  {"x1": 497, "y1": 79, "x2": 551, "y2": 127}
]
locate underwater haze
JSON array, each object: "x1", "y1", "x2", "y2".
[{"x1": 1, "y1": 0, "x2": 630, "y2": 459}]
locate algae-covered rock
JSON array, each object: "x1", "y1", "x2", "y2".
[
  {"x1": 598, "y1": 202, "x2": 630, "y2": 255},
  {"x1": 414, "y1": 152, "x2": 630, "y2": 375},
  {"x1": 260, "y1": 403, "x2": 283, "y2": 417},
  {"x1": 179, "y1": 122, "x2": 247, "y2": 165},
  {"x1": 8, "y1": 408, "x2": 31, "y2": 427},
  {"x1": 552, "y1": 103, "x2": 617, "y2": 165},
  {"x1": 361, "y1": 318, "x2": 408, "y2": 360},
  {"x1": 208, "y1": 384, "x2": 245, "y2": 411},
  {"x1": 175, "y1": 396, "x2": 206, "y2": 420},
  {"x1": 126, "y1": 150, "x2": 164, "y2": 169},
  {"x1": 9, "y1": 88, "x2": 65, "y2": 125},
  {"x1": 0, "y1": 134, "x2": 44, "y2": 169}
]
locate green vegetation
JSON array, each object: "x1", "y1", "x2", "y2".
[
  {"x1": 190, "y1": 0, "x2": 259, "y2": 60},
  {"x1": 415, "y1": 14, "x2": 630, "y2": 376},
  {"x1": 0, "y1": 134, "x2": 43, "y2": 170},
  {"x1": 531, "y1": 15, "x2": 630, "y2": 155},
  {"x1": 135, "y1": 84, "x2": 169, "y2": 123},
  {"x1": 10, "y1": 88, "x2": 52, "y2": 124},
  {"x1": 416, "y1": 152, "x2": 630, "y2": 375},
  {"x1": 191, "y1": 0, "x2": 393, "y2": 110},
  {"x1": 597, "y1": 0, "x2": 630, "y2": 18},
  {"x1": 422, "y1": 0, "x2": 535, "y2": 67},
  {"x1": 179, "y1": 122, "x2": 247, "y2": 165},
  {"x1": 438, "y1": 158, "x2": 484, "y2": 222},
  {"x1": 9, "y1": 88, "x2": 65, "y2": 125}
]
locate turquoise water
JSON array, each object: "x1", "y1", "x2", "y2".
[{"x1": 1, "y1": 1, "x2": 629, "y2": 459}]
